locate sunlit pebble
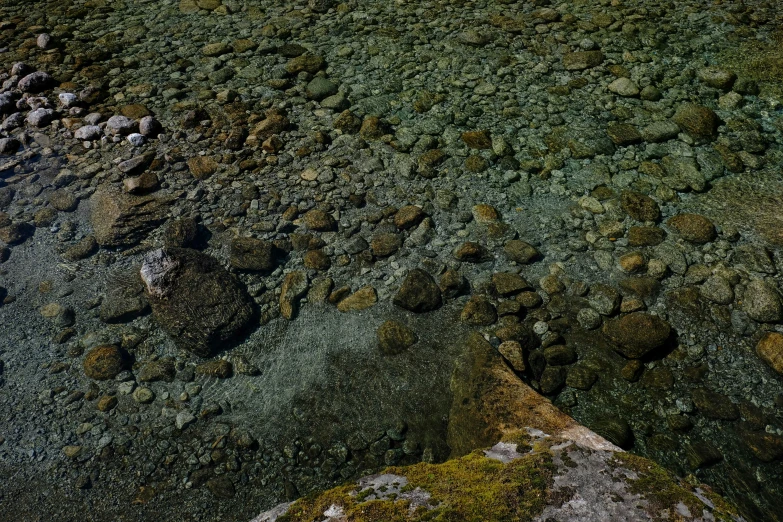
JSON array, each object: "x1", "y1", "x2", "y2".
[
  {"x1": 127, "y1": 133, "x2": 145, "y2": 147},
  {"x1": 36, "y1": 33, "x2": 52, "y2": 49},
  {"x1": 58, "y1": 92, "x2": 78, "y2": 108}
]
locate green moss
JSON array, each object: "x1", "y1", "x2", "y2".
[
  {"x1": 279, "y1": 449, "x2": 555, "y2": 522},
  {"x1": 612, "y1": 453, "x2": 740, "y2": 522}
]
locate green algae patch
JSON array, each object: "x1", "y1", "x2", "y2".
[
  {"x1": 612, "y1": 452, "x2": 741, "y2": 522},
  {"x1": 718, "y1": 28, "x2": 783, "y2": 102},
  {"x1": 279, "y1": 450, "x2": 555, "y2": 522}
]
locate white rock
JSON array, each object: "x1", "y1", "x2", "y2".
[
  {"x1": 127, "y1": 133, "x2": 145, "y2": 147},
  {"x1": 74, "y1": 125, "x2": 103, "y2": 141},
  {"x1": 58, "y1": 92, "x2": 78, "y2": 108}
]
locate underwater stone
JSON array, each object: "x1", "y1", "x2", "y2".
[{"x1": 141, "y1": 248, "x2": 255, "y2": 357}]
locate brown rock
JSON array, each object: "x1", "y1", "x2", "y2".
[
  {"x1": 607, "y1": 123, "x2": 642, "y2": 146},
  {"x1": 394, "y1": 205, "x2": 425, "y2": 230},
  {"x1": 503, "y1": 240, "x2": 540, "y2": 264},
  {"x1": 280, "y1": 270, "x2": 309, "y2": 320},
  {"x1": 229, "y1": 237, "x2": 274, "y2": 271},
  {"x1": 602, "y1": 312, "x2": 671, "y2": 358},
  {"x1": 498, "y1": 340, "x2": 525, "y2": 371},
  {"x1": 563, "y1": 50, "x2": 604, "y2": 70},
  {"x1": 621, "y1": 190, "x2": 660, "y2": 222},
  {"x1": 187, "y1": 156, "x2": 218, "y2": 179},
  {"x1": 371, "y1": 233, "x2": 402, "y2": 257},
  {"x1": 393, "y1": 268, "x2": 442, "y2": 312},
  {"x1": 303, "y1": 209, "x2": 336, "y2": 231},
  {"x1": 756, "y1": 332, "x2": 783, "y2": 375},
  {"x1": 377, "y1": 320, "x2": 418, "y2": 355},
  {"x1": 83, "y1": 345, "x2": 126, "y2": 380},
  {"x1": 196, "y1": 360, "x2": 233, "y2": 378},
  {"x1": 491, "y1": 272, "x2": 530, "y2": 296},
  {"x1": 667, "y1": 214, "x2": 716, "y2": 244},
  {"x1": 285, "y1": 54, "x2": 325, "y2": 75},
  {"x1": 336, "y1": 285, "x2": 377, "y2": 312},
  {"x1": 141, "y1": 249, "x2": 255, "y2": 356},
  {"x1": 96, "y1": 395, "x2": 118, "y2": 412},
  {"x1": 628, "y1": 226, "x2": 665, "y2": 246},
  {"x1": 303, "y1": 249, "x2": 331, "y2": 270},
  {"x1": 461, "y1": 130, "x2": 492, "y2": 149},
  {"x1": 460, "y1": 295, "x2": 497, "y2": 326},
  {"x1": 90, "y1": 186, "x2": 169, "y2": 247},
  {"x1": 672, "y1": 103, "x2": 720, "y2": 140},
  {"x1": 453, "y1": 241, "x2": 488, "y2": 262}
]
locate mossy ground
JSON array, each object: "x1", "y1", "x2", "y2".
[
  {"x1": 278, "y1": 449, "x2": 555, "y2": 522},
  {"x1": 613, "y1": 452, "x2": 741, "y2": 522}
]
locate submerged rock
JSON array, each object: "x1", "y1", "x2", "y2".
[
  {"x1": 602, "y1": 312, "x2": 672, "y2": 359},
  {"x1": 90, "y1": 186, "x2": 170, "y2": 247},
  {"x1": 140, "y1": 248, "x2": 254, "y2": 357}
]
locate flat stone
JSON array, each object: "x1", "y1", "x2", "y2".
[
  {"x1": 229, "y1": 237, "x2": 274, "y2": 272},
  {"x1": 563, "y1": 50, "x2": 604, "y2": 70},
  {"x1": 187, "y1": 156, "x2": 218, "y2": 179},
  {"x1": 672, "y1": 104, "x2": 720, "y2": 140},
  {"x1": 337, "y1": 286, "x2": 377, "y2": 312},
  {"x1": 756, "y1": 332, "x2": 783, "y2": 375},
  {"x1": 377, "y1": 320, "x2": 417, "y2": 355},
  {"x1": 666, "y1": 214, "x2": 716, "y2": 243},
  {"x1": 393, "y1": 268, "x2": 442, "y2": 313},
  {"x1": 141, "y1": 249, "x2": 255, "y2": 356},
  {"x1": 280, "y1": 271, "x2": 309, "y2": 320},
  {"x1": 603, "y1": 312, "x2": 671, "y2": 358}
]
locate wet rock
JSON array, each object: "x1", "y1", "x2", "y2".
[
  {"x1": 591, "y1": 417, "x2": 633, "y2": 449},
  {"x1": 141, "y1": 248, "x2": 255, "y2": 356},
  {"x1": 394, "y1": 205, "x2": 425, "y2": 230},
  {"x1": 566, "y1": 366, "x2": 598, "y2": 390},
  {"x1": 393, "y1": 269, "x2": 442, "y2": 313},
  {"x1": 337, "y1": 286, "x2": 377, "y2": 312},
  {"x1": 453, "y1": 241, "x2": 488, "y2": 263},
  {"x1": 139, "y1": 116, "x2": 162, "y2": 137},
  {"x1": 280, "y1": 270, "x2": 308, "y2": 320},
  {"x1": 305, "y1": 77, "x2": 338, "y2": 101},
  {"x1": 196, "y1": 360, "x2": 233, "y2": 378},
  {"x1": 461, "y1": 130, "x2": 492, "y2": 149},
  {"x1": 163, "y1": 218, "x2": 199, "y2": 248},
  {"x1": 187, "y1": 156, "x2": 218, "y2": 179},
  {"x1": 607, "y1": 77, "x2": 639, "y2": 97},
  {"x1": 26, "y1": 108, "x2": 54, "y2": 127},
  {"x1": 176, "y1": 411, "x2": 196, "y2": 430},
  {"x1": 606, "y1": 123, "x2": 641, "y2": 146},
  {"x1": 132, "y1": 387, "x2": 155, "y2": 404},
  {"x1": 286, "y1": 54, "x2": 325, "y2": 74},
  {"x1": 639, "y1": 121, "x2": 680, "y2": 143},
  {"x1": 700, "y1": 275, "x2": 734, "y2": 305},
  {"x1": 539, "y1": 367, "x2": 566, "y2": 395},
  {"x1": 627, "y1": 226, "x2": 665, "y2": 247},
  {"x1": 74, "y1": 125, "x2": 102, "y2": 140},
  {"x1": 672, "y1": 103, "x2": 720, "y2": 140},
  {"x1": 49, "y1": 191, "x2": 78, "y2": 212},
  {"x1": 602, "y1": 312, "x2": 671, "y2": 358},
  {"x1": 0, "y1": 137, "x2": 20, "y2": 155},
  {"x1": 490, "y1": 273, "x2": 529, "y2": 298},
  {"x1": 497, "y1": 341, "x2": 525, "y2": 371},
  {"x1": 588, "y1": 284, "x2": 621, "y2": 316},
  {"x1": 377, "y1": 320, "x2": 417, "y2": 355},
  {"x1": 742, "y1": 279, "x2": 783, "y2": 323},
  {"x1": 756, "y1": 332, "x2": 783, "y2": 375},
  {"x1": 99, "y1": 274, "x2": 149, "y2": 324},
  {"x1": 39, "y1": 302, "x2": 75, "y2": 327},
  {"x1": 83, "y1": 345, "x2": 127, "y2": 380},
  {"x1": 666, "y1": 214, "x2": 716, "y2": 244},
  {"x1": 229, "y1": 237, "x2": 274, "y2": 272},
  {"x1": 0, "y1": 222, "x2": 33, "y2": 245},
  {"x1": 106, "y1": 115, "x2": 138, "y2": 135},
  {"x1": 303, "y1": 209, "x2": 336, "y2": 231},
  {"x1": 303, "y1": 249, "x2": 330, "y2": 270},
  {"x1": 563, "y1": 50, "x2": 603, "y2": 70},
  {"x1": 621, "y1": 191, "x2": 660, "y2": 222},
  {"x1": 206, "y1": 476, "x2": 235, "y2": 499},
  {"x1": 461, "y1": 296, "x2": 497, "y2": 326},
  {"x1": 504, "y1": 240, "x2": 540, "y2": 264},
  {"x1": 697, "y1": 67, "x2": 736, "y2": 90},
  {"x1": 138, "y1": 358, "x2": 176, "y2": 383},
  {"x1": 371, "y1": 233, "x2": 402, "y2": 257},
  {"x1": 97, "y1": 395, "x2": 118, "y2": 412},
  {"x1": 691, "y1": 388, "x2": 739, "y2": 420},
  {"x1": 544, "y1": 345, "x2": 577, "y2": 366},
  {"x1": 90, "y1": 186, "x2": 169, "y2": 247},
  {"x1": 740, "y1": 431, "x2": 783, "y2": 462},
  {"x1": 18, "y1": 71, "x2": 54, "y2": 93}
]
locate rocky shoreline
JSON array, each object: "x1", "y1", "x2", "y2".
[{"x1": 1, "y1": 0, "x2": 783, "y2": 520}]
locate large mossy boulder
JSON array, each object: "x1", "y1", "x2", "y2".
[{"x1": 140, "y1": 248, "x2": 254, "y2": 357}]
